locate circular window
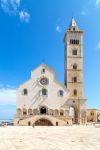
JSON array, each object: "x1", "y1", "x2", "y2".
[{"x1": 40, "y1": 77, "x2": 49, "y2": 85}]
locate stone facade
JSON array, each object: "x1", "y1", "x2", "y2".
[
  {"x1": 14, "y1": 64, "x2": 72, "y2": 126},
  {"x1": 87, "y1": 109, "x2": 100, "y2": 123}
]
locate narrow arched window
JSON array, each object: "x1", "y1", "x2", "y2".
[
  {"x1": 72, "y1": 77, "x2": 77, "y2": 83},
  {"x1": 59, "y1": 90, "x2": 64, "y2": 97},
  {"x1": 72, "y1": 49, "x2": 77, "y2": 55},
  {"x1": 23, "y1": 89, "x2": 28, "y2": 95},
  {"x1": 41, "y1": 68, "x2": 45, "y2": 74},
  {"x1": 42, "y1": 89, "x2": 48, "y2": 96},
  {"x1": 91, "y1": 112, "x2": 94, "y2": 116},
  {"x1": 73, "y1": 77, "x2": 77, "y2": 83},
  {"x1": 73, "y1": 89, "x2": 77, "y2": 96},
  {"x1": 78, "y1": 40, "x2": 79, "y2": 44},
  {"x1": 74, "y1": 40, "x2": 76, "y2": 44},
  {"x1": 73, "y1": 64, "x2": 77, "y2": 70}
]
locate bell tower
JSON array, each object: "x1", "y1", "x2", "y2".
[{"x1": 64, "y1": 18, "x2": 87, "y2": 124}]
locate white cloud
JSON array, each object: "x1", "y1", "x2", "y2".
[
  {"x1": 0, "y1": 0, "x2": 30, "y2": 23},
  {"x1": 96, "y1": 0, "x2": 100, "y2": 8},
  {"x1": 19, "y1": 11, "x2": 30, "y2": 23},
  {"x1": 1, "y1": 0, "x2": 20, "y2": 14},
  {"x1": 96, "y1": 42, "x2": 100, "y2": 49},
  {"x1": 96, "y1": 0, "x2": 100, "y2": 5},
  {"x1": 56, "y1": 25, "x2": 62, "y2": 33},
  {"x1": 0, "y1": 88, "x2": 16, "y2": 105}
]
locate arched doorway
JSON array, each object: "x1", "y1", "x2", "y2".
[
  {"x1": 40, "y1": 106, "x2": 47, "y2": 115},
  {"x1": 35, "y1": 118, "x2": 53, "y2": 126},
  {"x1": 28, "y1": 121, "x2": 31, "y2": 126},
  {"x1": 74, "y1": 106, "x2": 78, "y2": 124},
  {"x1": 69, "y1": 106, "x2": 78, "y2": 124}
]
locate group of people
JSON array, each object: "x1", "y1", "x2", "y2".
[{"x1": 0, "y1": 122, "x2": 8, "y2": 127}]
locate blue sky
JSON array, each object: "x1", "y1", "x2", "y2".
[{"x1": 0, "y1": 0, "x2": 100, "y2": 119}]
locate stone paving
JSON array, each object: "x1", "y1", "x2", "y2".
[{"x1": 0, "y1": 126, "x2": 100, "y2": 150}]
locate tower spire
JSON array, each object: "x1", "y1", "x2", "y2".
[
  {"x1": 67, "y1": 18, "x2": 81, "y2": 32},
  {"x1": 70, "y1": 18, "x2": 77, "y2": 27}
]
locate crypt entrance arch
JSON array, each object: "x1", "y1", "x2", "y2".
[{"x1": 34, "y1": 118, "x2": 53, "y2": 126}]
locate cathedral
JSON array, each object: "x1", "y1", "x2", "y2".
[{"x1": 14, "y1": 18, "x2": 87, "y2": 126}]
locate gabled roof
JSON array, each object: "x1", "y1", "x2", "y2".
[
  {"x1": 17, "y1": 63, "x2": 69, "y2": 93},
  {"x1": 31, "y1": 63, "x2": 56, "y2": 77}
]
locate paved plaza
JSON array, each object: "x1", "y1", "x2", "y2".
[{"x1": 0, "y1": 126, "x2": 100, "y2": 150}]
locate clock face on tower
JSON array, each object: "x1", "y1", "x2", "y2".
[{"x1": 40, "y1": 77, "x2": 49, "y2": 86}]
